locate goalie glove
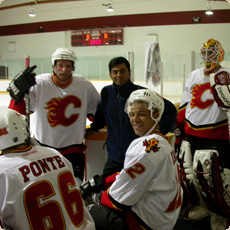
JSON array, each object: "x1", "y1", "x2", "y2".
[
  {"x1": 80, "y1": 175, "x2": 103, "y2": 200},
  {"x1": 7, "y1": 65, "x2": 37, "y2": 102},
  {"x1": 210, "y1": 71, "x2": 230, "y2": 110}
]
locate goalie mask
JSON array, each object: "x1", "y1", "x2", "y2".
[
  {"x1": 0, "y1": 109, "x2": 28, "y2": 151},
  {"x1": 51, "y1": 48, "x2": 77, "y2": 67},
  {"x1": 210, "y1": 71, "x2": 230, "y2": 110},
  {"x1": 200, "y1": 38, "x2": 225, "y2": 73},
  {"x1": 125, "y1": 89, "x2": 164, "y2": 135}
]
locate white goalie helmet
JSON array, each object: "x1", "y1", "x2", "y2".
[
  {"x1": 125, "y1": 89, "x2": 165, "y2": 123},
  {"x1": 51, "y1": 48, "x2": 77, "y2": 67},
  {"x1": 0, "y1": 109, "x2": 28, "y2": 151}
]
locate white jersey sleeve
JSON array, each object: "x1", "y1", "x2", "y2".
[{"x1": 109, "y1": 133, "x2": 182, "y2": 230}]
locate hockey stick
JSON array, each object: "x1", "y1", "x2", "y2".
[
  {"x1": 24, "y1": 91, "x2": 30, "y2": 145},
  {"x1": 24, "y1": 65, "x2": 37, "y2": 145}
]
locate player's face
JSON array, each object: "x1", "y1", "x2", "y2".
[
  {"x1": 109, "y1": 63, "x2": 131, "y2": 87},
  {"x1": 201, "y1": 50, "x2": 215, "y2": 69},
  {"x1": 129, "y1": 101, "x2": 155, "y2": 137},
  {"x1": 53, "y1": 60, "x2": 74, "y2": 85},
  {"x1": 200, "y1": 48, "x2": 220, "y2": 74}
]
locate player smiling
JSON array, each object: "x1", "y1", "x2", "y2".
[{"x1": 81, "y1": 89, "x2": 182, "y2": 230}]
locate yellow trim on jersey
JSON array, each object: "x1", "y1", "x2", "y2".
[
  {"x1": 52, "y1": 73, "x2": 73, "y2": 88},
  {"x1": 10, "y1": 145, "x2": 33, "y2": 153},
  {"x1": 185, "y1": 120, "x2": 227, "y2": 131},
  {"x1": 107, "y1": 189, "x2": 123, "y2": 211},
  {"x1": 178, "y1": 104, "x2": 186, "y2": 113}
]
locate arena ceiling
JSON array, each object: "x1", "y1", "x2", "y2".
[
  {"x1": 0, "y1": 0, "x2": 227, "y2": 11},
  {"x1": 0, "y1": 0, "x2": 95, "y2": 10}
]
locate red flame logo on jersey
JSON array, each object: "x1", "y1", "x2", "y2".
[
  {"x1": 45, "y1": 95, "x2": 81, "y2": 127},
  {"x1": 0, "y1": 127, "x2": 8, "y2": 137},
  {"x1": 191, "y1": 83, "x2": 214, "y2": 109},
  {"x1": 143, "y1": 138, "x2": 160, "y2": 153}
]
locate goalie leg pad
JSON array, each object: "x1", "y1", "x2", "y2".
[
  {"x1": 178, "y1": 141, "x2": 201, "y2": 206},
  {"x1": 178, "y1": 140, "x2": 194, "y2": 181},
  {"x1": 193, "y1": 149, "x2": 230, "y2": 217}
]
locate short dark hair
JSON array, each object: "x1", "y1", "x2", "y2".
[
  {"x1": 54, "y1": 60, "x2": 74, "y2": 68},
  {"x1": 108, "y1": 56, "x2": 130, "y2": 72}
]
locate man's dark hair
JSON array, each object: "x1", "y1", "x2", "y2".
[{"x1": 109, "y1": 56, "x2": 130, "y2": 72}]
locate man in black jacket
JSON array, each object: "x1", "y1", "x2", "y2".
[{"x1": 86, "y1": 56, "x2": 177, "y2": 177}]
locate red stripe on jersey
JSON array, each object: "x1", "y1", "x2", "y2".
[
  {"x1": 104, "y1": 173, "x2": 119, "y2": 189},
  {"x1": 100, "y1": 189, "x2": 123, "y2": 212},
  {"x1": 185, "y1": 120, "x2": 229, "y2": 140},
  {"x1": 177, "y1": 105, "x2": 186, "y2": 124},
  {"x1": 8, "y1": 99, "x2": 26, "y2": 115}
]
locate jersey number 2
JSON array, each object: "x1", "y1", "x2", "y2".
[
  {"x1": 126, "y1": 163, "x2": 146, "y2": 179},
  {"x1": 24, "y1": 171, "x2": 84, "y2": 229}
]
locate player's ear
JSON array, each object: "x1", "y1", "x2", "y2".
[{"x1": 152, "y1": 110, "x2": 160, "y2": 119}]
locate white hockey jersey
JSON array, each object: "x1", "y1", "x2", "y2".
[
  {"x1": 29, "y1": 73, "x2": 100, "y2": 148},
  {"x1": 178, "y1": 67, "x2": 230, "y2": 139},
  {"x1": 108, "y1": 132, "x2": 182, "y2": 230},
  {"x1": 0, "y1": 145, "x2": 95, "y2": 230}
]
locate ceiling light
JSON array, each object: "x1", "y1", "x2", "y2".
[
  {"x1": 29, "y1": 6, "x2": 35, "y2": 17},
  {"x1": 103, "y1": 2, "x2": 114, "y2": 12},
  {"x1": 205, "y1": 1, "x2": 213, "y2": 15},
  {"x1": 205, "y1": 10, "x2": 213, "y2": 15},
  {"x1": 107, "y1": 3, "x2": 114, "y2": 12}
]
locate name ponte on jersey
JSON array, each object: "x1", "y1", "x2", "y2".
[{"x1": 19, "y1": 153, "x2": 66, "y2": 183}]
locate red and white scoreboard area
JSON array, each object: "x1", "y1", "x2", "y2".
[{"x1": 71, "y1": 28, "x2": 123, "y2": 47}]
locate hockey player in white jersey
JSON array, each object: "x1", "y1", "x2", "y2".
[
  {"x1": 7, "y1": 48, "x2": 100, "y2": 181},
  {"x1": 80, "y1": 89, "x2": 182, "y2": 230},
  {"x1": 0, "y1": 109, "x2": 95, "y2": 230},
  {"x1": 174, "y1": 38, "x2": 230, "y2": 230}
]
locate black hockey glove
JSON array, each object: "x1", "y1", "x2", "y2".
[
  {"x1": 7, "y1": 65, "x2": 37, "y2": 102},
  {"x1": 80, "y1": 175, "x2": 103, "y2": 200},
  {"x1": 174, "y1": 125, "x2": 184, "y2": 158}
]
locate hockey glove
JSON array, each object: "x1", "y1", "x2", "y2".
[
  {"x1": 80, "y1": 175, "x2": 103, "y2": 200},
  {"x1": 7, "y1": 65, "x2": 37, "y2": 102},
  {"x1": 174, "y1": 121, "x2": 185, "y2": 158},
  {"x1": 174, "y1": 127, "x2": 183, "y2": 158}
]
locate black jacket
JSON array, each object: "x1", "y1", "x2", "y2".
[{"x1": 91, "y1": 79, "x2": 177, "y2": 163}]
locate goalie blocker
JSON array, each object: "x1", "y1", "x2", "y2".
[{"x1": 210, "y1": 71, "x2": 230, "y2": 110}]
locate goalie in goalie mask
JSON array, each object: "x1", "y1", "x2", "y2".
[{"x1": 174, "y1": 38, "x2": 230, "y2": 230}]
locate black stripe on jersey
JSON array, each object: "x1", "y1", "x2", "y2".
[
  {"x1": 185, "y1": 118, "x2": 228, "y2": 130},
  {"x1": 178, "y1": 102, "x2": 187, "y2": 112},
  {"x1": 108, "y1": 193, "x2": 130, "y2": 211}
]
